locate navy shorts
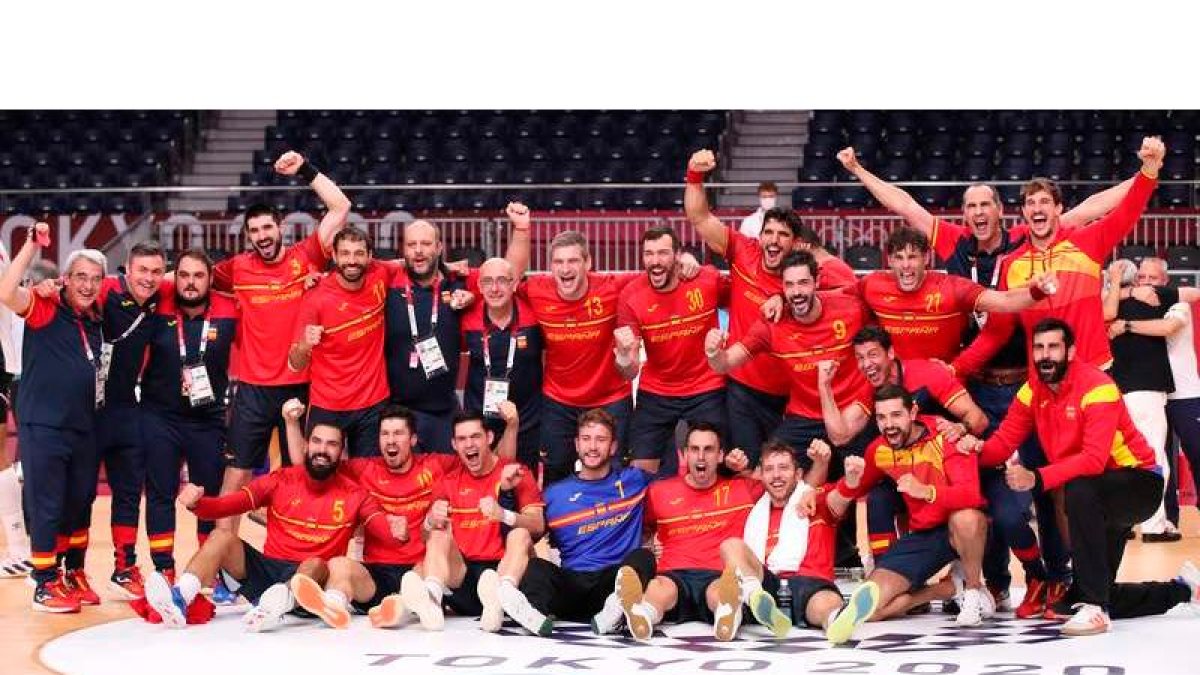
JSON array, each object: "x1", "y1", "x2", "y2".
[
  {"x1": 726, "y1": 379, "x2": 786, "y2": 466},
  {"x1": 875, "y1": 525, "x2": 958, "y2": 591},
  {"x1": 771, "y1": 415, "x2": 829, "y2": 468},
  {"x1": 307, "y1": 401, "x2": 385, "y2": 458},
  {"x1": 221, "y1": 540, "x2": 299, "y2": 604},
  {"x1": 228, "y1": 382, "x2": 309, "y2": 470},
  {"x1": 629, "y1": 389, "x2": 728, "y2": 478},
  {"x1": 662, "y1": 568, "x2": 721, "y2": 623},
  {"x1": 352, "y1": 562, "x2": 414, "y2": 613},
  {"x1": 762, "y1": 571, "x2": 841, "y2": 627},
  {"x1": 444, "y1": 559, "x2": 499, "y2": 617}
]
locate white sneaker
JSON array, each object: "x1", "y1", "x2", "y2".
[
  {"x1": 713, "y1": 565, "x2": 742, "y2": 641},
  {"x1": 1177, "y1": 560, "x2": 1200, "y2": 610},
  {"x1": 980, "y1": 586, "x2": 996, "y2": 619},
  {"x1": 242, "y1": 583, "x2": 294, "y2": 633},
  {"x1": 591, "y1": 593, "x2": 624, "y2": 635},
  {"x1": 144, "y1": 571, "x2": 186, "y2": 629},
  {"x1": 498, "y1": 581, "x2": 552, "y2": 636},
  {"x1": 0, "y1": 556, "x2": 32, "y2": 579},
  {"x1": 956, "y1": 588, "x2": 985, "y2": 627},
  {"x1": 477, "y1": 569, "x2": 503, "y2": 632},
  {"x1": 1061, "y1": 603, "x2": 1111, "y2": 636},
  {"x1": 400, "y1": 571, "x2": 444, "y2": 631}
]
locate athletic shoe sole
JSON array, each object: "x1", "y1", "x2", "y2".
[
  {"x1": 144, "y1": 573, "x2": 186, "y2": 628},
  {"x1": 243, "y1": 583, "x2": 292, "y2": 633},
  {"x1": 616, "y1": 565, "x2": 651, "y2": 643},
  {"x1": 400, "y1": 571, "x2": 444, "y2": 631},
  {"x1": 713, "y1": 565, "x2": 742, "y2": 641},
  {"x1": 290, "y1": 574, "x2": 350, "y2": 629},
  {"x1": 369, "y1": 594, "x2": 409, "y2": 628},
  {"x1": 826, "y1": 581, "x2": 880, "y2": 645},
  {"x1": 748, "y1": 588, "x2": 791, "y2": 638},
  {"x1": 477, "y1": 569, "x2": 503, "y2": 632}
]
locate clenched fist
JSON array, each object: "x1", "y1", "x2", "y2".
[
  {"x1": 387, "y1": 514, "x2": 410, "y2": 542},
  {"x1": 497, "y1": 399, "x2": 519, "y2": 426},
  {"x1": 807, "y1": 439, "x2": 832, "y2": 464},
  {"x1": 178, "y1": 483, "x2": 205, "y2": 509},
  {"x1": 704, "y1": 329, "x2": 727, "y2": 358},
  {"x1": 505, "y1": 202, "x2": 531, "y2": 230},
  {"x1": 725, "y1": 447, "x2": 750, "y2": 474},
  {"x1": 816, "y1": 359, "x2": 838, "y2": 387},
  {"x1": 427, "y1": 500, "x2": 451, "y2": 530},
  {"x1": 304, "y1": 324, "x2": 324, "y2": 347},
  {"x1": 498, "y1": 463, "x2": 525, "y2": 491},
  {"x1": 478, "y1": 496, "x2": 503, "y2": 522},
  {"x1": 613, "y1": 326, "x2": 639, "y2": 360},
  {"x1": 281, "y1": 398, "x2": 306, "y2": 422},
  {"x1": 836, "y1": 147, "x2": 861, "y2": 172},
  {"x1": 274, "y1": 151, "x2": 305, "y2": 176},
  {"x1": 688, "y1": 149, "x2": 717, "y2": 174},
  {"x1": 843, "y1": 456, "x2": 866, "y2": 489},
  {"x1": 1137, "y1": 135, "x2": 1166, "y2": 174},
  {"x1": 32, "y1": 221, "x2": 51, "y2": 247}
]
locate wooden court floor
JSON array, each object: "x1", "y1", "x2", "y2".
[{"x1": 3, "y1": 499, "x2": 1199, "y2": 674}]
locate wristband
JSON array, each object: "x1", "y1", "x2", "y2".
[
  {"x1": 296, "y1": 160, "x2": 320, "y2": 183},
  {"x1": 685, "y1": 170, "x2": 705, "y2": 185},
  {"x1": 1029, "y1": 284, "x2": 1047, "y2": 302},
  {"x1": 501, "y1": 509, "x2": 518, "y2": 527}
]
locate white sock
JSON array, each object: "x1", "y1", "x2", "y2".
[
  {"x1": 178, "y1": 572, "x2": 202, "y2": 605},
  {"x1": 0, "y1": 466, "x2": 30, "y2": 558},
  {"x1": 425, "y1": 577, "x2": 445, "y2": 604},
  {"x1": 739, "y1": 574, "x2": 763, "y2": 604},
  {"x1": 324, "y1": 588, "x2": 349, "y2": 611},
  {"x1": 500, "y1": 575, "x2": 519, "y2": 589}
]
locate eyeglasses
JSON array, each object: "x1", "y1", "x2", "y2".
[
  {"x1": 69, "y1": 273, "x2": 103, "y2": 285},
  {"x1": 478, "y1": 277, "x2": 513, "y2": 288}
]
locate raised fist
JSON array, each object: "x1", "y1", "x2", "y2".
[
  {"x1": 427, "y1": 500, "x2": 451, "y2": 530},
  {"x1": 806, "y1": 439, "x2": 832, "y2": 464},
  {"x1": 32, "y1": 221, "x2": 51, "y2": 247},
  {"x1": 498, "y1": 463, "x2": 525, "y2": 491},
  {"x1": 505, "y1": 202, "x2": 531, "y2": 230},
  {"x1": 497, "y1": 399, "x2": 519, "y2": 425},
  {"x1": 387, "y1": 514, "x2": 409, "y2": 542},
  {"x1": 816, "y1": 359, "x2": 839, "y2": 387},
  {"x1": 274, "y1": 151, "x2": 305, "y2": 176},
  {"x1": 304, "y1": 324, "x2": 324, "y2": 347},
  {"x1": 724, "y1": 447, "x2": 750, "y2": 473},
  {"x1": 478, "y1": 496, "x2": 503, "y2": 522},
  {"x1": 836, "y1": 147, "x2": 861, "y2": 172},
  {"x1": 448, "y1": 289, "x2": 474, "y2": 311},
  {"x1": 281, "y1": 398, "x2": 306, "y2": 422},
  {"x1": 178, "y1": 483, "x2": 205, "y2": 509},
  {"x1": 1137, "y1": 135, "x2": 1166, "y2": 172},
  {"x1": 704, "y1": 329, "x2": 727, "y2": 358},
  {"x1": 843, "y1": 456, "x2": 866, "y2": 488},
  {"x1": 677, "y1": 251, "x2": 701, "y2": 280},
  {"x1": 688, "y1": 149, "x2": 717, "y2": 174}
]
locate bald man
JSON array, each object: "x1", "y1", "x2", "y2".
[{"x1": 383, "y1": 208, "x2": 531, "y2": 453}]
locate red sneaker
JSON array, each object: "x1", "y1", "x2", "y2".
[
  {"x1": 65, "y1": 569, "x2": 101, "y2": 605},
  {"x1": 1042, "y1": 581, "x2": 1072, "y2": 621},
  {"x1": 1015, "y1": 578, "x2": 1047, "y2": 619},
  {"x1": 33, "y1": 579, "x2": 82, "y2": 613},
  {"x1": 110, "y1": 566, "x2": 146, "y2": 600}
]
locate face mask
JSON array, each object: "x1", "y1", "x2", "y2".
[{"x1": 760, "y1": 197, "x2": 777, "y2": 210}]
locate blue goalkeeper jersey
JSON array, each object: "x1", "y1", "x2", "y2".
[{"x1": 543, "y1": 466, "x2": 651, "y2": 572}]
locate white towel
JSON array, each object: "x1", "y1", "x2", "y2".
[{"x1": 743, "y1": 483, "x2": 811, "y2": 575}]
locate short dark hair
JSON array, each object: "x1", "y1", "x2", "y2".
[
  {"x1": 1031, "y1": 317, "x2": 1075, "y2": 348},
  {"x1": 780, "y1": 250, "x2": 819, "y2": 279},
  {"x1": 1022, "y1": 178, "x2": 1063, "y2": 206},
  {"x1": 794, "y1": 222, "x2": 824, "y2": 248},
  {"x1": 685, "y1": 420, "x2": 724, "y2": 447},
  {"x1": 884, "y1": 227, "x2": 931, "y2": 256},
  {"x1": 332, "y1": 224, "x2": 373, "y2": 254},
  {"x1": 175, "y1": 247, "x2": 212, "y2": 275},
  {"x1": 243, "y1": 203, "x2": 278, "y2": 228},
  {"x1": 380, "y1": 404, "x2": 417, "y2": 433},
  {"x1": 762, "y1": 207, "x2": 803, "y2": 238},
  {"x1": 759, "y1": 439, "x2": 796, "y2": 467},
  {"x1": 577, "y1": 408, "x2": 617, "y2": 438},
  {"x1": 853, "y1": 325, "x2": 892, "y2": 351},
  {"x1": 452, "y1": 410, "x2": 488, "y2": 435},
  {"x1": 640, "y1": 225, "x2": 681, "y2": 252},
  {"x1": 874, "y1": 383, "x2": 914, "y2": 410},
  {"x1": 128, "y1": 240, "x2": 164, "y2": 263},
  {"x1": 310, "y1": 423, "x2": 345, "y2": 447}
]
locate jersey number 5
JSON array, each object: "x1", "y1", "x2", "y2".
[{"x1": 332, "y1": 499, "x2": 345, "y2": 523}]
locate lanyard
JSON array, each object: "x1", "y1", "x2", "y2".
[
  {"x1": 77, "y1": 319, "x2": 101, "y2": 367},
  {"x1": 111, "y1": 311, "x2": 148, "y2": 344},
  {"x1": 969, "y1": 255, "x2": 1002, "y2": 288},
  {"x1": 176, "y1": 310, "x2": 212, "y2": 364},
  {"x1": 404, "y1": 279, "x2": 440, "y2": 337},
  {"x1": 482, "y1": 326, "x2": 518, "y2": 378}
]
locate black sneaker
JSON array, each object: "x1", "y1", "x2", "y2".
[{"x1": 1142, "y1": 531, "x2": 1183, "y2": 543}]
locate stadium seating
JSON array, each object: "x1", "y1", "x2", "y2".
[{"x1": 0, "y1": 110, "x2": 202, "y2": 214}]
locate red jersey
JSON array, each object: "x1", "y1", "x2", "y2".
[
  {"x1": 958, "y1": 172, "x2": 1157, "y2": 373},
  {"x1": 739, "y1": 291, "x2": 872, "y2": 419},
  {"x1": 840, "y1": 417, "x2": 984, "y2": 531},
  {"x1": 758, "y1": 487, "x2": 841, "y2": 582},
  {"x1": 850, "y1": 358, "x2": 967, "y2": 418},
  {"x1": 723, "y1": 227, "x2": 789, "y2": 396},
  {"x1": 646, "y1": 475, "x2": 763, "y2": 572},
  {"x1": 979, "y1": 361, "x2": 1158, "y2": 491},
  {"x1": 520, "y1": 273, "x2": 637, "y2": 407},
  {"x1": 617, "y1": 265, "x2": 727, "y2": 397},
  {"x1": 857, "y1": 270, "x2": 985, "y2": 362},
  {"x1": 214, "y1": 232, "x2": 329, "y2": 386},
  {"x1": 342, "y1": 454, "x2": 458, "y2": 565},
  {"x1": 818, "y1": 256, "x2": 858, "y2": 292},
  {"x1": 295, "y1": 262, "x2": 391, "y2": 411},
  {"x1": 432, "y1": 458, "x2": 545, "y2": 561},
  {"x1": 200, "y1": 466, "x2": 382, "y2": 562}
]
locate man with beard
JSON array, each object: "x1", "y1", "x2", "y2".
[
  {"x1": 685, "y1": 150, "x2": 800, "y2": 462},
  {"x1": 962, "y1": 319, "x2": 1200, "y2": 635},
  {"x1": 825, "y1": 385, "x2": 990, "y2": 644},
  {"x1": 461, "y1": 256, "x2": 544, "y2": 471},
  {"x1": 385, "y1": 204, "x2": 529, "y2": 454},
  {"x1": 612, "y1": 422, "x2": 764, "y2": 642},
  {"x1": 0, "y1": 222, "x2": 105, "y2": 612},
  {"x1": 143, "y1": 422, "x2": 405, "y2": 631},
  {"x1": 400, "y1": 411, "x2": 544, "y2": 631},
  {"x1": 140, "y1": 249, "x2": 238, "y2": 579},
  {"x1": 617, "y1": 225, "x2": 730, "y2": 476},
  {"x1": 469, "y1": 409, "x2": 657, "y2": 637},
  {"x1": 715, "y1": 439, "x2": 852, "y2": 638},
  {"x1": 706, "y1": 251, "x2": 870, "y2": 467},
  {"x1": 289, "y1": 226, "x2": 395, "y2": 457},
  {"x1": 953, "y1": 136, "x2": 1165, "y2": 377},
  {"x1": 214, "y1": 151, "x2": 350, "y2": 518}
]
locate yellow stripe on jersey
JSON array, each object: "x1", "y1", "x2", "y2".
[
  {"x1": 641, "y1": 309, "x2": 716, "y2": 331},
  {"x1": 1006, "y1": 243, "x2": 1100, "y2": 284},
  {"x1": 1080, "y1": 383, "x2": 1120, "y2": 409},
  {"x1": 547, "y1": 490, "x2": 647, "y2": 529},
  {"x1": 772, "y1": 342, "x2": 851, "y2": 360},
  {"x1": 1016, "y1": 383, "x2": 1033, "y2": 406},
  {"x1": 1109, "y1": 430, "x2": 1140, "y2": 468},
  {"x1": 655, "y1": 502, "x2": 754, "y2": 526},
  {"x1": 324, "y1": 302, "x2": 386, "y2": 335},
  {"x1": 269, "y1": 509, "x2": 357, "y2": 531},
  {"x1": 538, "y1": 316, "x2": 615, "y2": 330},
  {"x1": 873, "y1": 310, "x2": 964, "y2": 322}
]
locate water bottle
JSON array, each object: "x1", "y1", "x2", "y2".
[{"x1": 777, "y1": 578, "x2": 793, "y2": 618}]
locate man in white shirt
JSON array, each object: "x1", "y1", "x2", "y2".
[{"x1": 738, "y1": 182, "x2": 779, "y2": 239}]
